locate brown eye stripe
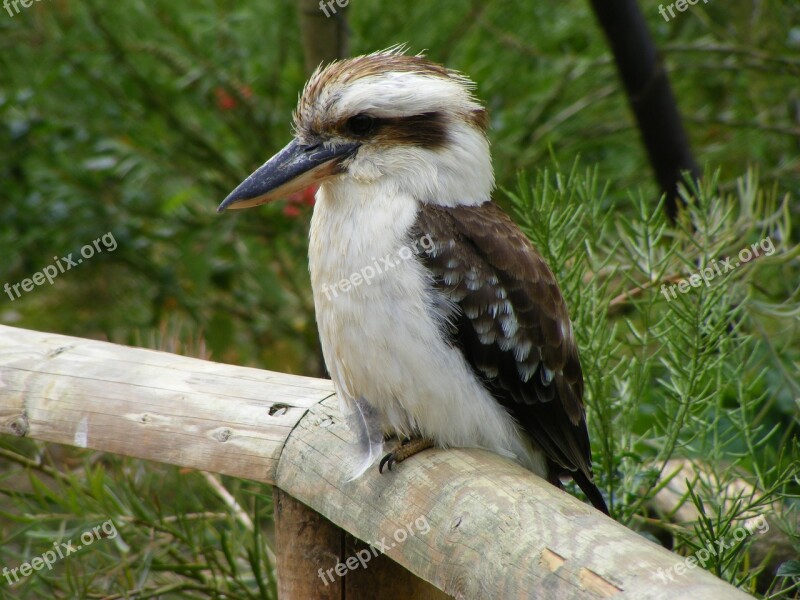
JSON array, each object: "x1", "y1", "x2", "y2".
[
  {"x1": 378, "y1": 112, "x2": 448, "y2": 148},
  {"x1": 335, "y1": 112, "x2": 448, "y2": 149}
]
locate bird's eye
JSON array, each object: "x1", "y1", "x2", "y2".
[{"x1": 346, "y1": 114, "x2": 376, "y2": 137}]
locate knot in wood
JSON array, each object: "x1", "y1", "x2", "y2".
[{"x1": 9, "y1": 414, "x2": 29, "y2": 437}]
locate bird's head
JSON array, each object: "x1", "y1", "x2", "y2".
[{"x1": 218, "y1": 47, "x2": 494, "y2": 213}]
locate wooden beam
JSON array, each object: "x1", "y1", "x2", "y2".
[
  {"x1": 0, "y1": 325, "x2": 754, "y2": 599},
  {"x1": 0, "y1": 324, "x2": 333, "y2": 482}
]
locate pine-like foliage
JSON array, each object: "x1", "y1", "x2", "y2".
[{"x1": 507, "y1": 164, "x2": 799, "y2": 597}]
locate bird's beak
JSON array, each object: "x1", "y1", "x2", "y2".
[{"x1": 217, "y1": 139, "x2": 360, "y2": 211}]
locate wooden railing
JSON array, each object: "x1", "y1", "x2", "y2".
[{"x1": 0, "y1": 325, "x2": 753, "y2": 599}]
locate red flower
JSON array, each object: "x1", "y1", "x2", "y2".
[
  {"x1": 214, "y1": 85, "x2": 253, "y2": 111},
  {"x1": 282, "y1": 204, "x2": 302, "y2": 218},
  {"x1": 283, "y1": 184, "x2": 319, "y2": 217},
  {"x1": 214, "y1": 87, "x2": 237, "y2": 111}
]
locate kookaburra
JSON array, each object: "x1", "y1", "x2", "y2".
[{"x1": 219, "y1": 47, "x2": 608, "y2": 514}]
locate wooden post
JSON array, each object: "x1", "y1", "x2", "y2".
[
  {"x1": 343, "y1": 533, "x2": 453, "y2": 600},
  {"x1": 273, "y1": 488, "x2": 452, "y2": 599},
  {"x1": 273, "y1": 487, "x2": 343, "y2": 599}
]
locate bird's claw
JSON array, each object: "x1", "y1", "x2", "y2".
[
  {"x1": 378, "y1": 437, "x2": 434, "y2": 474},
  {"x1": 379, "y1": 452, "x2": 397, "y2": 473}
]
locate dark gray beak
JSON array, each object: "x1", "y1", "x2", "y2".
[{"x1": 217, "y1": 139, "x2": 360, "y2": 211}]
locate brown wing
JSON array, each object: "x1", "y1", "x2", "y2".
[{"x1": 413, "y1": 202, "x2": 605, "y2": 510}]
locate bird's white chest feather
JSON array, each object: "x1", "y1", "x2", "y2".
[{"x1": 308, "y1": 180, "x2": 543, "y2": 474}]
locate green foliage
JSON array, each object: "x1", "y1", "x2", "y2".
[
  {"x1": 1, "y1": 0, "x2": 317, "y2": 373},
  {"x1": 0, "y1": 443, "x2": 277, "y2": 598},
  {"x1": 506, "y1": 164, "x2": 799, "y2": 598},
  {"x1": 1, "y1": 0, "x2": 799, "y2": 598},
  {"x1": 1, "y1": 0, "x2": 798, "y2": 373}
]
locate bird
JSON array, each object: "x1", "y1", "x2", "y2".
[{"x1": 218, "y1": 47, "x2": 609, "y2": 515}]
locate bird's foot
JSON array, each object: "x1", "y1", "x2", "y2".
[{"x1": 379, "y1": 437, "x2": 434, "y2": 473}]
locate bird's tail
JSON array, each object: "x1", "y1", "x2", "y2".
[{"x1": 571, "y1": 469, "x2": 610, "y2": 515}]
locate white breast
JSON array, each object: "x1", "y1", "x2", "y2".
[{"x1": 308, "y1": 178, "x2": 545, "y2": 476}]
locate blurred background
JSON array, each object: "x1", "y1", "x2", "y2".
[
  {"x1": 1, "y1": 1, "x2": 798, "y2": 598},
  {"x1": 1, "y1": 0, "x2": 798, "y2": 373}
]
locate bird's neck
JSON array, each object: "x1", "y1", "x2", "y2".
[{"x1": 308, "y1": 179, "x2": 421, "y2": 293}]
